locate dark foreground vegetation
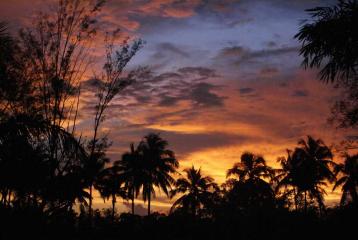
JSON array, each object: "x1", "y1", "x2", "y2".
[
  {"x1": 0, "y1": 203, "x2": 357, "y2": 240},
  {"x1": 0, "y1": 0, "x2": 357, "y2": 239}
]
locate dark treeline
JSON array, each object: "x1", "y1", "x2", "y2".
[{"x1": 0, "y1": 0, "x2": 357, "y2": 240}]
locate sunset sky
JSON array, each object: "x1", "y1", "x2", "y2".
[{"x1": 1, "y1": 0, "x2": 354, "y2": 214}]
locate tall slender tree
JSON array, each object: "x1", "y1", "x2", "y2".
[
  {"x1": 82, "y1": 15, "x2": 144, "y2": 220},
  {"x1": 14, "y1": 0, "x2": 107, "y2": 213},
  {"x1": 95, "y1": 165, "x2": 128, "y2": 222},
  {"x1": 115, "y1": 143, "x2": 142, "y2": 215},
  {"x1": 137, "y1": 133, "x2": 178, "y2": 215},
  {"x1": 275, "y1": 150, "x2": 301, "y2": 210}
]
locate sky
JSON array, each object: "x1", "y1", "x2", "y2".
[{"x1": 0, "y1": 0, "x2": 355, "y2": 214}]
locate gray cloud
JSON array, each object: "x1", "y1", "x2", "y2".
[
  {"x1": 155, "y1": 42, "x2": 190, "y2": 58},
  {"x1": 82, "y1": 78, "x2": 104, "y2": 91},
  {"x1": 164, "y1": 131, "x2": 245, "y2": 157},
  {"x1": 158, "y1": 95, "x2": 181, "y2": 107},
  {"x1": 178, "y1": 66, "x2": 217, "y2": 79},
  {"x1": 115, "y1": 126, "x2": 248, "y2": 158},
  {"x1": 260, "y1": 67, "x2": 279, "y2": 75},
  {"x1": 239, "y1": 87, "x2": 255, "y2": 95},
  {"x1": 217, "y1": 46, "x2": 300, "y2": 66},
  {"x1": 190, "y1": 82, "x2": 225, "y2": 107},
  {"x1": 81, "y1": 66, "x2": 225, "y2": 123},
  {"x1": 292, "y1": 90, "x2": 309, "y2": 97}
]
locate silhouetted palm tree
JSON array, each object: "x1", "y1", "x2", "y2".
[
  {"x1": 226, "y1": 152, "x2": 276, "y2": 211},
  {"x1": 275, "y1": 150, "x2": 301, "y2": 210},
  {"x1": 281, "y1": 136, "x2": 336, "y2": 213},
  {"x1": 115, "y1": 143, "x2": 143, "y2": 215},
  {"x1": 84, "y1": 138, "x2": 110, "y2": 219},
  {"x1": 170, "y1": 166, "x2": 217, "y2": 216},
  {"x1": 137, "y1": 133, "x2": 178, "y2": 215},
  {"x1": 0, "y1": 114, "x2": 88, "y2": 211},
  {"x1": 95, "y1": 165, "x2": 127, "y2": 222},
  {"x1": 227, "y1": 152, "x2": 274, "y2": 182},
  {"x1": 333, "y1": 153, "x2": 358, "y2": 206}
]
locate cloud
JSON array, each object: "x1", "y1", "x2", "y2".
[
  {"x1": 147, "y1": 42, "x2": 193, "y2": 69},
  {"x1": 239, "y1": 87, "x2": 255, "y2": 95},
  {"x1": 155, "y1": 42, "x2": 190, "y2": 58},
  {"x1": 292, "y1": 90, "x2": 309, "y2": 97},
  {"x1": 137, "y1": 0, "x2": 202, "y2": 18},
  {"x1": 123, "y1": 202, "x2": 148, "y2": 216},
  {"x1": 163, "y1": 131, "x2": 246, "y2": 157},
  {"x1": 218, "y1": 46, "x2": 246, "y2": 58},
  {"x1": 266, "y1": 41, "x2": 277, "y2": 48},
  {"x1": 217, "y1": 46, "x2": 300, "y2": 66},
  {"x1": 79, "y1": 65, "x2": 224, "y2": 125},
  {"x1": 82, "y1": 78, "x2": 104, "y2": 90},
  {"x1": 178, "y1": 67, "x2": 217, "y2": 78},
  {"x1": 247, "y1": 47, "x2": 300, "y2": 59},
  {"x1": 260, "y1": 67, "x2": 279, "y2": 76},
  {"x1": 158, "y1": 95, "x2": 180, "y2": 107},
  {"x1": 190, "y1": 82, "x2": 225, "y2": 107}
]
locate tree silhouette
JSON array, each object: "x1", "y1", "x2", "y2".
[
  {"x1": 115, "y1": 143, "x2": 143, "y2": 215},
  {"x1": 275, "y1": 150, "x2": 301, "y2": 210},
  {"x1": 86, "y1": 31, "x2": 144, "y2": 220},
  {"x1": 295, "y1": 0, "x2": 358, "y2": 127},
  {"x1": 14, "y1": 0, "x2": 108, "y2": 217},
  {"x1": 226, "y1": 152, "x2": 275, "y2": 211},
  {"x1": 278, "y1": 136, "x2": 336, "y2": 213},
  {"x1": 227, "y1": 152, "x2": 275, "y2": 182},
  {"x1": 0, "y1": 22, "x2": 33, "y2": 116},
  {"x1": 137, "y1": 133, "x2": 178, "y2": 215},
  {"x1": 95, "y1": 165, "x2": 128, "y2": 222},
  {"x1": 0, "y1": 114, "x2": 87, "y2": 211},
  {"x1": 333, "y1": 153, "x2": 358, "y2": 206},
  {"x1": 170, "y1": 166, "x2": 217, "y2": 216},
  {"x1": 84, "y1": 137, "x2": 110, "y2": 220}
]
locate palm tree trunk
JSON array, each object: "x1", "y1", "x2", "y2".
[
  {"x1": 132, "y1": 188, "x2": 135, "y2": 215},
  {"x1": 112, "y1": 194, "x2": 116, "y2": 223},
  {"x1": 304, "y1": 191, "x2": 307, "y2": 213},
  {"x1": 89, "y1": 184, "x2": 93, "y2": 219},
  {"x1": 7, "y1": 190, "x2": 11, "y2": 207},
  {"x1": 1, "y1": 190, "x2": 7, "y2": 205},
  {"x1": 148, "y1": 193, "x2": 151, "y2": 216},
  {"x1": 294, "y1": 188, "x2": 298, "y2": 211}
]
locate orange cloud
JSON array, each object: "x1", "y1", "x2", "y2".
[{"x1": 138, "y1": 0, "x2": 201, "y2": 18}]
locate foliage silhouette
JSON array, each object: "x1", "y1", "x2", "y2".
[
  {"x1": 225, "y1": 152, "x2": 276, "y2": 213},
  {"x1": 137, "y1": 133, "x2": 178, "y2": 215},
  {"x1": 295, "y1": 0, "x2": 358, "y2": 127},
  {"x1": 115, "y1": 143, "x2": 143, "y2": 215},
  {"x1": 227, "y1": 152, "x2": 275, "y2": 182},
  {"x1": 333, "y1": 153, "x2": 358, "y2": 205},
  {"x1": 95, "y1": 165, "x2": 128, "y2": 222},
  {"x1": 170, "y1": 166, "x2": 218, "y2": 216},
  {"x1": 277, "y1": 136, "x2": 336, "y2": 213}
]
